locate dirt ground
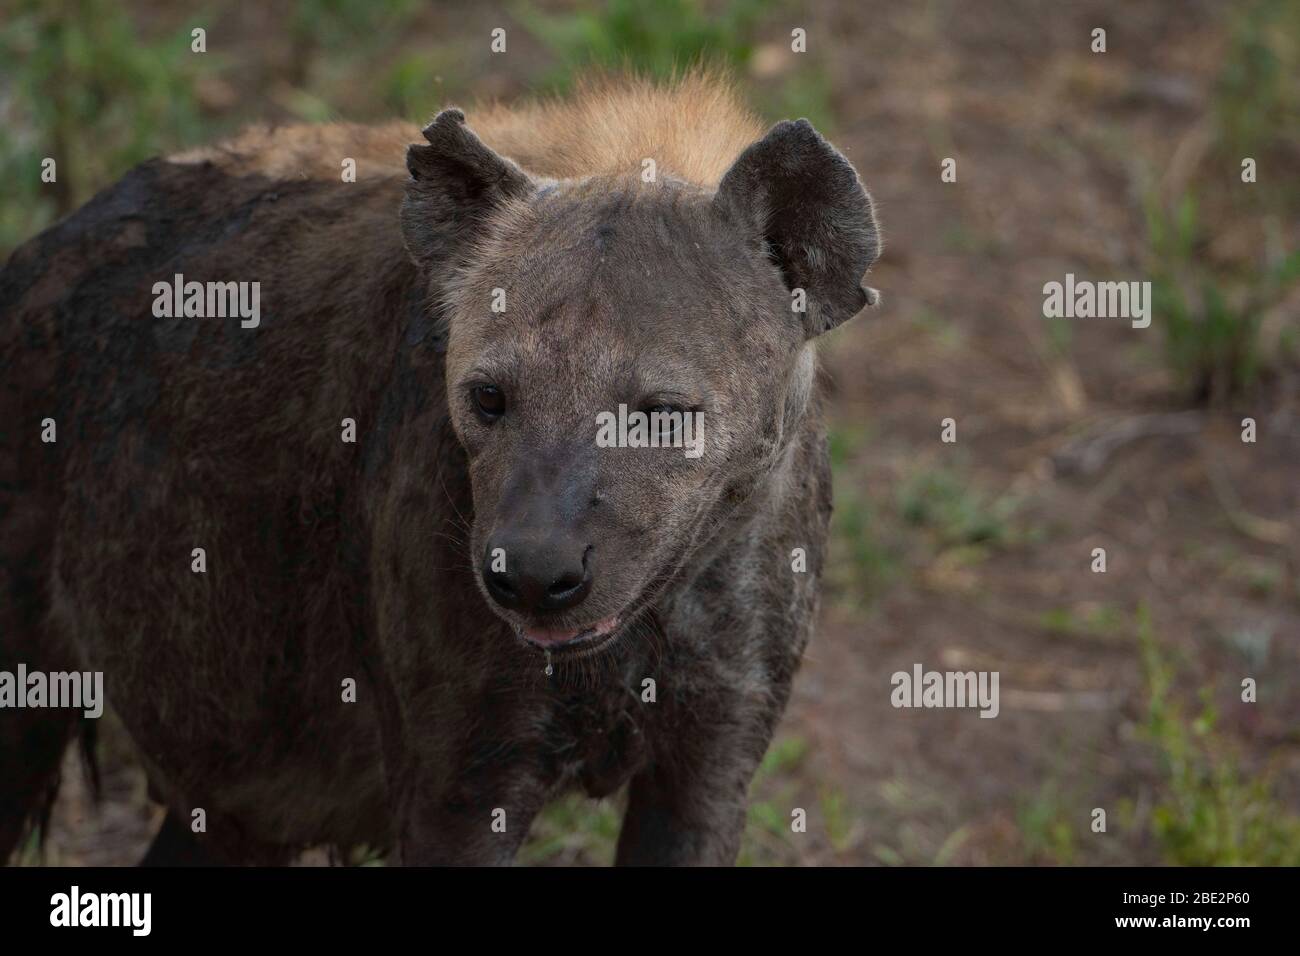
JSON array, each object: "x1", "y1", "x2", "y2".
[
  {"x1": 790, "y1": 0, "x2": 1300, "y2": 865},
  {"x1": 14, "y1": 0, "x2": 1299, "y2": 866}
]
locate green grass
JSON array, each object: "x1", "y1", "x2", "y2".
[
  {"x1": 1017, "y1": 783, "x2": 1078, "y2": 865},
  {"x1": 514, "y1": 0, "x2": 836, "y2": 129},
  {"x1": 757, "y1": 64, "x2": 835, "y2": 134},
  {"x1": 911, "y1": 308, "x2": 968, "y2": 351},
  {"x1": 11, "y1": 826, "x2": 43, "y2": 866},
  {"x1": 819, "y1": 785, "x2": 856, "y2": 854},
  {"x1": 826, "y1": 423, "x2": 899, "y2": 603},
  {"x1": 381, "y1": 49, "x2": 460, "y2": 121},
  {"x1": 1140, "y1": 0, "x2": 1300, "y2": 404},
  {"x1": 0, "y1": 0, "x2": 436, "y2": 257},
  {"x1": 1145, "y1": 191, "x2": 1300, "y2": 404},
  {"x1": 1216, "y1": 0, "x2": 1300, "y2": 180},
  {"x1": 738, "y1": 734, "x2": 812, "y2": 865},
  {"x1": 897, "y1": 465, "x2": 1021, "y2": 550},
  {"x1": 515, "y1": 0, "x2": 776, "y2": 88},
  {"x1": 828, "y1": 488, "x2": 898, "y2": 600},
  {"x1": 1037, "y1": 603, "x2": 1127, "y2": 641},
  {"x1": 1137, "y1": 607, "x2": 1300, "y2": 865},
  {"x1": 0, "y1": 0, "x2": 210, "y2": 256},
  {"x1": 517, "y1": 792, "x2": 623, "y2": 866},
  {"x1": 828, "y1": 447, "x2": 1031, "y2": 605}
]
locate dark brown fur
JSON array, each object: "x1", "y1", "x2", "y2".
[{"x1": 0, "y1": 75, "x2": 879, "y2": 865}]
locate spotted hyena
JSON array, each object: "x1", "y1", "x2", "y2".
[{"x1": 0, "y1": 73, "x2": 880, "y2": 865}]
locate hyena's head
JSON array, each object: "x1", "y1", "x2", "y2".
[{"x1": 400, "y1": 108, "x2": 880, "y2": 656}]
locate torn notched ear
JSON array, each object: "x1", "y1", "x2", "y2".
[
  {"x1": 400, "y1": 108, "x2": 534, "y2": 269},
  {"x1": 714, "y1": 119, "x2": 881, "y2": 337}
]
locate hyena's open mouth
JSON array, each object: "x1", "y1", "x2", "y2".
[
  {"x1": 511, "y1": 585, "x2": 666, "y2": 661},
  {"x1": 515, "y1": 612, "x2": 623, "y2": 652}
]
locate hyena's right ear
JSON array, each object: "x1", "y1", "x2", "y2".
[{"x1": 400, "y1": 109, "x2": 534, "y2": 269}]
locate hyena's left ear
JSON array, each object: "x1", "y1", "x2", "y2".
[
  {"x1": 401, "y1": 108, "x2": 534, "y2": 269},
  {"x1": 714, "y1": 119, "x2": 880, "y2": 336}
]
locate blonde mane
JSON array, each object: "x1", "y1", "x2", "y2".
[
  {"x1": 170, "y1": 71, "x2": 763, "y2": 189},
  {"x1": 470, "y1": 71, "x2": 764, "y2": 187}
]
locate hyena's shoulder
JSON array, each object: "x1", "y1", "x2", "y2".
[{"x1": 168, "y1": 121, "x2": 418, "y2": 183}]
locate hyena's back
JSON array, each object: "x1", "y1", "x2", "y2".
[{"x1": 0, "y1": 154, "x2": 421, "y2": 858}]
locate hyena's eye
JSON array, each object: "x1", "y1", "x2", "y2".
[
  {"x1": 641, "y1": 403, "x2": 685, "y2": 441},
  {"x1": 472, "y1": 385, "x2": 506, "y2": 422}
]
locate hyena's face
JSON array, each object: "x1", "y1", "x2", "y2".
[
  {"x1": 442, "y1": 183, "x2": 804, "y2": 652},
  {"x1": 402, "y1": 110, "x2": 879, "y2": 656}
]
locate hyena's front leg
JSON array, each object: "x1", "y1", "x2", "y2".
[
  {"x1": 376, "y1": 697, "x2": 550, "y2": 866},
  {"x1": 366, "y1": 656, "x2": 549, "y2": 865},
  {"x1": 615, "y1": 693, "x2": 780, "y2": 866},
  {"x1": 392, "y1": 766, "x2": 547, "y2": 866}
]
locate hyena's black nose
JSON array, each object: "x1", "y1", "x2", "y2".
[{"x1": 483, "y1": 536, "x2": 592, "y2": 615}]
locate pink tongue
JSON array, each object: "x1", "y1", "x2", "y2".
[
  {"x1": 523, "y1": 625, "x2": 583, "y2": 646},
  {"x1": 523, "y1": 615, "x2": 619, "y2": 647}
]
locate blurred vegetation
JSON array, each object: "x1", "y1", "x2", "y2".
[
  {"x1": 1037, "y1": 602, "x2": 1127, "y2": 642},
  {"x1": 1147, "y1": 193, "x2": 1300, "y2": 404},
  {"x1": 517, "y1": 0, "x2": 834, "y2": 130},
  {"x1": 1215, "y1": 0, "x2": 1300, "y2": 176},
  {"x1": 516, "y1": 0, "x2": 774, "y2": 84},
  {"x1": 897, "y1": 465, "x2": 1022, "y2": 551},
  {"x1": 1017, "y1": 783, "x2": 1078, "y2": 865},
  {"x1": 827, "y1": 435, "x2": 1036, "y2": 613},
  {"x1": 0, "y1": 0, "x2": 837, "y2": 260},
  {"x1": 518, "y1": 790, "x2": 623, "y2": 865},
  {"x1": 1011, "y1": 608, "x2": 1300, "y2": 866},
  {"x1": 0, "y1": 0, "x2": 207, "y2": 252},
  {"x1": 1145, "y1": 0, "x2": 1300, "y2": 404},
  {"x1": 1137, "y1": 608, "x2": 1300, "y2": 865}
]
